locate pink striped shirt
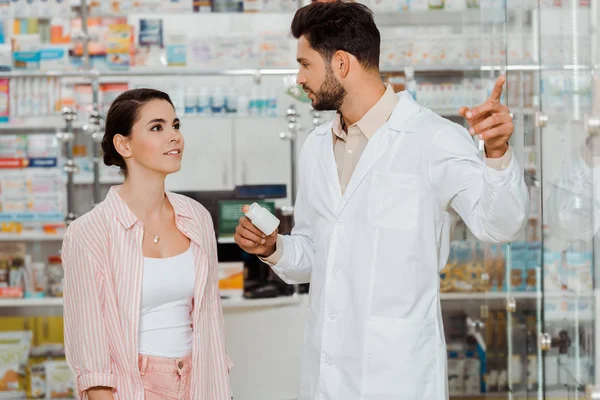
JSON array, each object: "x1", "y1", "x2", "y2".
[{"x1": 62, "y1": 186, "x2": 233, "y2": 400}]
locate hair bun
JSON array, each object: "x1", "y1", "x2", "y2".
[{"x1": 101, "y1": 136, "x2": 124, "y2": 168}]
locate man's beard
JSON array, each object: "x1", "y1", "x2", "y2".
[{"x1": 304, "y1": 66, "x2": 347, "y2": 111}]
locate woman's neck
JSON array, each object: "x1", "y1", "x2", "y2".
[{"x1": 118, "y1": 175, "x2": 166, "y2": 219}]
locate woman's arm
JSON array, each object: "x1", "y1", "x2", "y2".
[{"x1": 62, "y1": 223, "x2": 116, "y2": 399}]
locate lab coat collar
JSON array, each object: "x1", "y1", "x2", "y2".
[
  {"x1": 313, "y1": 91, "x2": 421, "y2": 137},
  {"x1": 386, "y1": 91, "x2": 421, "y2": 134}
]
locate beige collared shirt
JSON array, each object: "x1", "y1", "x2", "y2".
[
  {"x1": 333, "y1": 84, "x2": 398, "y2": 195},
  {"x1": 262, "y1": 85, "x2": 513, "y2": 265}
]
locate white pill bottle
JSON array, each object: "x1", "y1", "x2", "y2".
[{"x1": 245, "y1": 203, "x2": 280, "y2": 236}]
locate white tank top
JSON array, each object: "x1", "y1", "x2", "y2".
[{"x1": 138, "y1": 246, "x2": 195, "y2": 358}]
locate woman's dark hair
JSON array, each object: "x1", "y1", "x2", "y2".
[
  {"x1": 291, "y1": 1, "x2": 380, "y2": 71},
  {"x1": 102, "y1": 88, "x2": 174, "y2": 176}
]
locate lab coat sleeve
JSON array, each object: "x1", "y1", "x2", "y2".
[
  {"x1": 544, "y1": 145, "x2": 600, "y2": 242},
  {"x1": 429, "y1": 124, "x2": 528, "y2": 243},
  {"x1": 267, "y1": 145, "x2": 315, "y2": 284}
]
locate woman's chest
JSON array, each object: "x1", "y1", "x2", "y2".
[{"x1": 141, "y1": 248, "x2": 196, "y2": 311}]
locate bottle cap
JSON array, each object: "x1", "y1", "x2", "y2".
[{"x1": 245, "y1": 202, "x2": 262, "y2": 220}]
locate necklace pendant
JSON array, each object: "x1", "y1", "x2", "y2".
[{"x1": 152, "y1": 236, "x2": 160, "y2": 244}]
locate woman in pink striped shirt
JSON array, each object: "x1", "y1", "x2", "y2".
[{"x1": 61, "y1": 88, "x2": 232, "y2": 400}]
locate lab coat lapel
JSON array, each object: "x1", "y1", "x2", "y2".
[
  {"x1": 338, "y1": 125, "x2": 400, "y2": 212},
  {"x1": 317, "y1": 123, "x2": 343, "y2": 203},
  {"x1": 337, "y1": 91, "x2": 421, "y2": 216}
]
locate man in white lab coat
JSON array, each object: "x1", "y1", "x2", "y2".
[{"x1": 234, "y1": 2, "x2": 528, "y2": 399}]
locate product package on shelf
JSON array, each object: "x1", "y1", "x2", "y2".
[
  {"x1": 70, "y1": 156, "x2": 123, "y2": 185},
  {"x1": 543, "y1": 248, "x2": 593, "y2": 295},
  {"x1": 165, "y1": 32, "x2": 188, "y2": 67},
  {"x1": 134, "y1": 18, "x2": 164, "y2": 68},
  {"x1": 440, "y1": 241, "x2": 487, "y2": 293},
  {"x1": 259, "y1": 33, "x2": 295, "y2": 68},
  {"x1": 0, "y1": 315, "x2": 68, "y2": 399},
  {"x1": 12, "y1": 34, "x2": 41, "y2": 70},
  {"x1": 439, "y1": 240, "x2": 544, "y2": 294},
  {"x1": 44, "y1": 361, "x2": 74, "y2": 399},
  {"x1": 0, "y1": 331, "x2": 32, "y2": 397},
  {"x1": 0, "y1": 168, "x2": 65, "y2": 230},
  {"x1": 218, "y1": 262, "x2": 244, "y2": 298},
  {"x1": 0, "y1": 243, "x2": 25, "y2": 298},
  {"x1": 445, "y1": 339, "x2": 483, "y2": 396},
  {"x1": 107, "y1": 22, "x2": 134, "y2": 70},
  {"x1": 5, "y1": 77, "x2": 62, "y2": 119},
  {"x1": 0, "y1": 244, "x2": 60, "y2": 299},
  {"x1": 39, "y1": 45, "x2": 70, "y2": 71},
  {"x1": 0, "y1": 79, "x2": 7, "y2": 123},
  {"x1": 0, "y1": 132, "x2": 65, "y2": 235}
]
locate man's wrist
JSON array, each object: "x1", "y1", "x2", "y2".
[
  {"x1": 258, "y1": 245, "x2": 277, "y2": 258},
  {"x1": 485, "y1": 143, "x2": 509, "y2": 159}
]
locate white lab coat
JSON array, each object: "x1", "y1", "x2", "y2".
[{"x1": 270, "y1": 91, "x2": 528, "y2": 400}]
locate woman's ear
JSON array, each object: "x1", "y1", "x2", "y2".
[{"x1": 113, "y1": 134, "x2": 132, "y2": 159}]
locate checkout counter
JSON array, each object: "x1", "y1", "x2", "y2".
[
  {"x1": 223, "y1": 294, "x2": 308, "y2": 400},
  {"x1": 178, "y1": 186, "x2": 309, "y2": 400}
]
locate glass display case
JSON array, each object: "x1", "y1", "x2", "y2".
[{"x1": 425, "y1": 1, "x2": 600, "y2": 399}]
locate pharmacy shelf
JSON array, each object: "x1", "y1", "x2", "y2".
[
  {"x1": 452, "y1": 391, "x2": 591, "y2": 399},
  {"x1": 0, "y1": 64, "x2": 592, "y2": 79},
  {"x1": 85, "y1": 64, "x2": 597, "y2": 76},
  {"x1": 73, "y1": 176, "x2": 124, "y2": 185},
  {"x1": 0, "y1": 116, "x2": 66, "y2": 132},
  {"x1": 0, "y1": 295, "x2": 304, "y2": 309},
  {"x1": 374, "y1": 9, "x2": 521, "y2": 26},
  {"x1": 450, "y1": 394, "x2": 511, "y2": 399},
  {"x1": 179, "y1": 114, "x2": 280, "y2": 120},
  {"x1": 0, "y1": 68, "x2": 297, "y2": 79},
  {"x1": 0, "y1": 70, "x2": 82, "y2": 78},
  {"x1": 441, "y1": 292, "x2": 534, "y2": 301},
  {"x1": 441, "y1": 292, "x2": 595, "y2": 301},
  {"x1": 0, "y1": 232, "x2": 64, "y2": 242},
  {"x1": 434, "y1": 107, "x2": 537, "y2": 117},
  {"x1": 0, "y1": 298, "x2": 63, "y2": 307},
  {"x1": 382, "y1": 64, "x2": 593, "y2": 73},
  {"x1": 89, "y1": 68, "x2": 299, "y2": 78},
  {"x1": 80, "y1": 9, "x2": 536, "y2": 27}
]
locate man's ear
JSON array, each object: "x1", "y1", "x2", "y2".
[{"x1": 332, "y1": 50, "x2": 350, "y2": 79}]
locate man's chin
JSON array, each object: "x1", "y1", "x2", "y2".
[{"x1": 311, "y1": 101, "x2": 334, "y2": 112}]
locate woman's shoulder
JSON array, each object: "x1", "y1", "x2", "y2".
[
  {"x1": 166, "y1": 191, "x2": 211, "y2": 220},
  {"x1": 63, "y1": 200, "x2": 112, "y2": 248}
]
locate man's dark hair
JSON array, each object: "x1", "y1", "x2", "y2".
[{"x1": 291, "y1": 1, "x2": 380, "y2": 70}]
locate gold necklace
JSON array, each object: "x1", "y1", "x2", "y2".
[
  {"x1": 144, "y1": 228, "x2": 160, "y2": 244},
  {"x1": 143, "y1": 201, "x2": 164, "y2": 244}
]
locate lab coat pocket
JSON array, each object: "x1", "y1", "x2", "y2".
[
  {"x1": 364, "y1": 317, "x2": 437, "y2": 400},
  {"x1": 368, "y1": 171, "x2": 419, "y2": 230}
]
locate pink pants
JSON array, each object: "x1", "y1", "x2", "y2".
[{"x1": 138, "y1": 354, "x2": 192, "y2": 400}]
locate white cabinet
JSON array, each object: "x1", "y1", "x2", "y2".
[
  {"x1": 166, "y1": 118, "x2": 234, "y2": 191},
  {"x1": 233, "y1": 117, "x2": 291, "y2": 188}
]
